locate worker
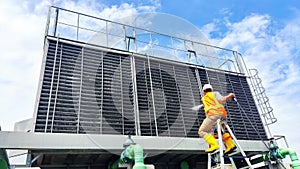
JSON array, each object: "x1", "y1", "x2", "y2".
[{"x1": 198, "y1": 84, "x2": 236, "y2": 154}]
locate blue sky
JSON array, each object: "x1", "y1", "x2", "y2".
[{"x1": 1, "y1": 0, "x2": 300, "y2": 164}]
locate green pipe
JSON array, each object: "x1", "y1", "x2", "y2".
[
  {"x1": 251, "y1": 148, "x2": 300, "y2": 169},
  {"x1": 180, "y1": 161, "x2": 189, "y2": 169},
  {"x1": 250, "y1": 155, "x2": 269, "y2": 165},
  {"x1": 0, "y1": 159, "x2": 8, "y2": 169},
  {"x1": 130, "y1": 144, "x2": 147, "y2": 169},
  {"x1": 121, "y1": 144, "x2": 146, "y2": 169},
  {"x1": 277, "y1": 148, "x2": 300, "y2": 169},
  {"x1": 108, "y1": 159, "x2": 120, "y2": 169}
]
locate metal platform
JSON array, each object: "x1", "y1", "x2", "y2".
[{"x1": 0, "y1": 131, "x2": 268, "y2": 168}]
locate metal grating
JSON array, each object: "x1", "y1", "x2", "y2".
[
  {"x1": 34, "y1": 38, "x2": 267, "y2": 140},
  {"x1": 35, "y1": 39, "x2": 135, "y2": 134},
  {"x1": 134, "y1": 57, "x2": 200, "y2": 137},
  {"x1": 35, "y1": 40, "x2": 81, "y2": 133}
]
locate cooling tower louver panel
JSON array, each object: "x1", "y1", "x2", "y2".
[
  {"x1": 35, "y1": 40, "x2": 82, "y2": 133},
  {"x1": 96, "y1": 52, "x2": 135, "y2": 135},
  {"x1": 134, "y1": 57, "x2": 201, "y2": 137},
  {"x1": 35, "y1": 39, "x2": 136, "y2": 134},
  {"x1": 35, "y1": 38, "x2": 267, "y2": 140}
]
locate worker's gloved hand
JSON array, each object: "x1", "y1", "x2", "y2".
[{"x1": 192, "y1": 105, "x2": 203, "y2": 111}]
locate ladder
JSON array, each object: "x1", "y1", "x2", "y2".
[{"x1": 208, "y1": 119, "x2": 254, "y2": 169}]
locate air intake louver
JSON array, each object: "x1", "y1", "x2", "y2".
[{"x1": 34, "y1": 39, "x2": 267, "y2": 140}]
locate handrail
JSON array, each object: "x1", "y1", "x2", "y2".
[
  {"x1": 48, "y1": 6, "x2": 235, "y2": 52},
  {"x1": 46, "y1": 6, "x2": 245, "y2": 74}
]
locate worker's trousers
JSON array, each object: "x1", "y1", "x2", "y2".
[{"x1": 198, "y1": 114, "x2": 227, "y2": 137}]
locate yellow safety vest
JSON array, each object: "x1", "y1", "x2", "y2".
[{"x1": 202, "y1": 92, "x2": 227, "y2": 116}]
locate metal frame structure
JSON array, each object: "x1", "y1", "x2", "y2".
[
  {"x1": 0, "y1": 6, "x2": 280, "y2": 169},
  {"x1": 42, "y1": 6, "x2": 276, "y2": 132},
  {"x1": 32, "y1": 37, "x2": 269, "y2": 141}
]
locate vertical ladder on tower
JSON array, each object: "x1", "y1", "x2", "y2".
[{"x1": 208, "y1": 119, "x2": 254, "y2": 169}]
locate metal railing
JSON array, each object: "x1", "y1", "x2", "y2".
[{"x1": 45, "y1": 6, "x2": 247, "y2": 74}]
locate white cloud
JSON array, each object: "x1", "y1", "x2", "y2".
[
  {"x1": 219, "y1": 14, "x2": 271, "y2": 51},
  {"x1": 201, "y1": 23, "x2": 218, "y2": 38},
  {"x1": 219, "y1": 8, "x2": 232, "y2": 16},
  {"x1": 0, "y1": 0, "x2": 45, "y2": 130},
  {"x1": 203, "y1": 13, "x2": 300, "y2": 92}
]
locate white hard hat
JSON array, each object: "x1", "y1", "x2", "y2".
[{"x1": 202, "y1": 84, "x2": 213, "y2": 91}]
